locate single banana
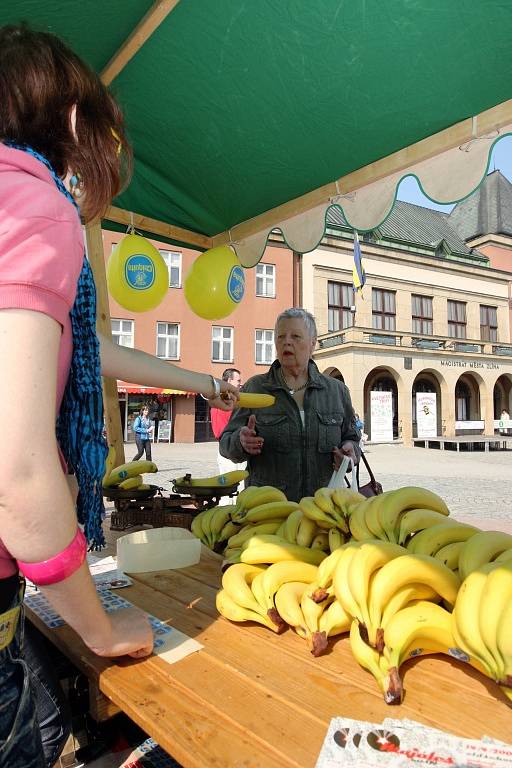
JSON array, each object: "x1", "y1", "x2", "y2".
[
  {"x1": 227, "y1": 520, "x2": 284, "y2": 549},
  {"x1": 332, "y1": 545, "x2": 362, "y2": 620},
  {"x1": 398, "y1": 508, "x2": 452, "y2": 545},
  {"x1": 362, "y1": 496, "x2": 388, "y2": 540},
  {"x1": 328, "y1": 527, "x2": 345, "y2": 552},
  {"x1": 261, "y1": 560, "x2": 319, "y2": 612},
  {"x1": 208, "y1": 506, "x2": 233, "y2": 545},
  {"x1": 435, "y1": 541, "x2": 464, "y2": 571},
  {"x1": 241, "y1": 539, "x2": 326, "y2": 567},
  {"x1": 458, "y1": 530, "x2": 512, "y2": 581},
  {"x1": 235, "y1": 486, "x2": 287, "y2": 515},
  {"x1": 236, "y1": 500, "x2": 299, "y2": 524},
  {"x1": 274, "y1": 581, "x2": 308, "y2": 634},
  {"x1": 478, "y1": 560, "x2": 512, "y2": 679},
  {"x1": 234, "y1": 485, "x2": 262, "y2": 511},
  {"x1": 451, "y1": 563, "x2": 500, "y2": 679},
  {"x1": 317, "y1": 542, "x2": 359, "y2": 588},
  {"x1": 250, "y1": 571, "x2": 268, "y2": 611},
  {"x1": 102, "y1": 444, "x2": 116, "y2": 486},
  {"x1": 175, "y1": 469, "x2": 249, "y2": 488},
  {"x1": 368, "y1": 554, "x2": 460, "y2": 650},
  {"x1": 496, "y1": 597, "x2": 512, "y2": 688},
  {"x1": 222, "y1": 547, "x2": 242, "y2": 565},
  {"x1": 221, "y1": 563, "x2": 268, "y2": 615},
  {"x1": 283, "y1": 508, "x2": 305, "y2": 544},
  {"x1": 318, "y1": 598, "x2": 351, "y2": 638},
  {"x1": 236, "y1": 392, "x2": 276, "y2": 409},
  {"x1": 331, "y1": 488, "x2": 365, "y2": 517},
  {"x1": 314, "y1": 488, "x2": 336, "y2": 516},
  {"x1": 191, "y1": 509, "x2": 209, "y2": 544},
  {"x1": 296, "y1": 515, "x2": 318, "y2": 548},
  {"x1": 200, "y1": 507, "x2": 216, "y2": 548},
  {"x1": 118, "y1": 474, "x2": 143, "y2": 490},
  {"x1": 348, "y1": 500, "x2": 375, "y2": 541},
  {"x1": 310, "y1": 532, "x2": 330, "y2": 551},
  {"x1": 374, "y1": 582, "x2": 439, "y2": 647},
  {"x1": 347, "y1": 541, "x2": 407, "y2": 630},
  {"x1": 299, "y1": 497, "x2": 338, "y2": 530},
  {"x1": 379, "y1": 487, "x2": 449, "y2": 543},
  {"x1": 104, "y1": 460, "x2": 157, "y2": 487},
  {"x1": 215, "y1": 589, "x2": 282, "y2": 632},
  {"x1": 349, "y1": 621, "x2": 401, "y2": 704},
  {"x1": 219, "y1": 520, "x2": 241, "y2": 542},
  {"x1": 407, "y1": 521, "x2": 478, "y2": 557},
  {"x1": 383, "y1": 600, "x2": 455, "y2": 671}
]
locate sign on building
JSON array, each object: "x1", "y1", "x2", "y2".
[
  {"x1": 157, "y1": 420, "x2": 172, "y2": 443},
  {"x1": 370, "y1": 391, "x2": 393, "y2": 442},
  {"x1": 416, "y1": 392, "x2": 437, "y2": 438}
]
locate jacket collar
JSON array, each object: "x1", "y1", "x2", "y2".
[{"x1": 266, "y1": 359, "x2": 325, "y2": 391}]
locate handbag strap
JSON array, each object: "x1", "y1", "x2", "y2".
[{"x1": 345, "y1": 452, "x2": 379, "y2": 492}]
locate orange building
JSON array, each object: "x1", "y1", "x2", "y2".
[{"x1": 101, "y1": 231, "x2": 295, "y2": 443}]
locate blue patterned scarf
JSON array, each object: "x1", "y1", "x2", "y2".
[{"x1": 6, "y1": 143, "x2": 108, "y2": 549}]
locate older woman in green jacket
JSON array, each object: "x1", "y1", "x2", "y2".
[{"x1": 219, "y1": 308, "x2": 361, "y2": 502}]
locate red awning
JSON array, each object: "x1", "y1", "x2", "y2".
[{"x1": 116, "y1": 380, "x2": 194, "y2": 396}]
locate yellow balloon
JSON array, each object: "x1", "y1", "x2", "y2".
[
  {"x1": 107, "y1": 234, "x2": 168, "y2": 312},
  {"x1": 184, "y1": 246, "x2": 245, "y2": 320}
]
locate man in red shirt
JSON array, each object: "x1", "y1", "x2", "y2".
[{"x1": 211, "y1": 368, "x2": 246, "y2": 503}]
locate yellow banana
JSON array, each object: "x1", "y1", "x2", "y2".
[
  {"x1": 397, "y1": 508, "x2": 451, "y2": 545},
  {"x1": 274, "y1": 581, "x2": 308, "y2": 633},
  {"x1": 328, "y1": 528, "x2": 345, "y2": 552},
  {"x1": 118, "y1": 474, "x2": 143, "y2": 490},
  {"x1": 383, "y1": 600, "x2": 455, "y2": 670},
  {"x1": 310, "y1": 532, "x2": 330, "y2": 551},
  {"x1": 250, "y1": 571, "x2": 268, "y2": 611},
  {"x1": 348, "y1": 500, "x2": 375, "y2": 541},
  {"x1": 227, "y1": 520, "x2": 284, "y2": 549},
  {"x1": 301, "y1": 582, "x2": 334, "y2": 655},
  {"x1": 283, "y1": 508, "x2": 305, "y2": 543},
  {"x1": 375, "y1": 582, "x2": 439, "y2": 647},
  {"x1": 260, "y1": 560, "x2": 319, "y2": 612},
  {"x1": 435, "y1": 541, "x2": 464, "y2": 571},
  {"x1": 317, "y1": 543, "x2": 359, "y2": 589},
  {"x1": 378, "y1": 487, "x2": 449, "y2": 543},
  {"x1": 236, "y1": 392, "x2": 275, "y2": 409},
  {"x1": 347, "y1": 541, "x2": 407, "y2": 630},
  {"x1": 175, "y1": 469, "x2": 248, "y2": 488},
  {"x1": 368, "y1": 554, "x2": 460, "y2": 650},
  {"x1": 362, "y1": 496, "x2": 388, "y2": 540},
  {"x1": 349, "y1": 621, "x2": 401, "y2": 704},
  {"x1": 452, "y1": 563, "x2": 500, "y2": 679},
  {"x1": 407, "y1": 521, "x2": 478, "y2": 557},
  {"x1": 199, "y1": 507, "x2": 216, "y2": 547},
  {"x1": 236, "y1": 486, "x2": 287, "y2": 513},
  {"x1": 222, "y1": 547, "x2": 242, "y2": 564},
  {"x1": 219, "y1": 520, "x2": 240, "y2": 542},
  {"x1": 496, "y1": 597, "x2": 512, "y2": 688},
  {"x1": 479, "y1": 561, "x2": 512, "y2": 679},
  {"x1": 495, "y1": 549, "x2": 512, "y2": 564},
  {"x1": 234, "y1": 485, "x2": 261, "y2": 511},
  {"x1": 241, "y1": 538, "x2": 326, "y2": 567},
  {"x1": 314, "y1": 488, "x2": 336, "y2": 516},
  {"x1": 104, "y1": 460, "x2": 157, "y2": 487},
  {"x1": 299, "y1": 497, "x2": 338, "y2": 530},
  {"x1": 215, "y1": 589, "x2": 281, "y2": 632},
  {"x1": 235, "y1": 500, "x2": 298, "y2": 524},
  {"x1": 332, "y1": 545, "x2": 362, "y2": 620},
  {"x1": 318, "y1": 598, "x2": 351, "y2": 638},
  {"x1": 221, "y1": 563, "x2": 268, "y2": 615},
  {"x1": 296, "y1": 515, "x2": 318, "y2": 548},
  {"x1": 102, "y1": 444, "x2": 116, "y2": 486},
  {"x1": 208, "y1": 506, "x2": 233, "y2": 545},
  {"x1": 191, "y1": 509, "x2": 208, "y2": 544},
  {"x1": 138, "y1": 484, "x2": 150, "y2": 490},
  {"x1": 458, "y1": 530, "x2": 512, "y2": 581},
  {"x1": 331, "y1": 488, "x2": 365, "y2": 516}
]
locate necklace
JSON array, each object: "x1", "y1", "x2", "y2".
[{"x1": 280, "y1": 370, "x2": 309, "y2": 396}]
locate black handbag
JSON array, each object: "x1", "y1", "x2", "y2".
[{"x1": 345, "y1": 452, "x2": 383, "y2": 497}]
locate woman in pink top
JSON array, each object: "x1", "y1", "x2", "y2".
[{"x1": 0, "y1": 24, "x2": 238, "y2": 768}]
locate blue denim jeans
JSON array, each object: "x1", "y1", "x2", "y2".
[{"x1": 0, "y1": 579, "x2": 71, "y2": 768}]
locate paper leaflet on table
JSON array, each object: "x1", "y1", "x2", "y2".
[{"x1": 315, "y1": 716, "x2": 512, "y2": 767}]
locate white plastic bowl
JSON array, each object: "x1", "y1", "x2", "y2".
[{"x1": 117, "y1": 527, "x2": 201, "y2": 573}]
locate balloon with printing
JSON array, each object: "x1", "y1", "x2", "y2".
[
  {"x1": 107, "y1": 234, "x2": 168, "y2": 312},
  {"x1": 184, "y1": 246, "x2": 245, "y2": 319}
]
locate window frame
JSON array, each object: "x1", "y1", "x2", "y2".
[
  {"x1": 111, "y1": 318, "x2": 134, "y2": 348},
  {"x1": 156, "y1": 321, "x2": 180, "y2": 360},
  {"x1": 411, "y1": 294, "x2": 433, "y2": 335},
  {"x1": 327, "y1": 280, "x2": 354, "y2": 332},
  {"x1": 159, "y1": 249, "x2": 182, "y2": 289},
  {"x1": 255, "y1": 263, "x2": 276, "y2": 298},
  {"x1": 372, "y1": 288, "x2": 396, "y2": 331},
  {"x1": 211, "y1": 325, "x2": 234, "y2": 363},
  {"x1": 480, "y1": 304, "x2": 498, "y2": 342},
  {"x1": 255, "y1": 329, "x2": 275, "y2": 365},
  {"x1": 447, "y1": 300, "x2": 467, "y2": 339}
]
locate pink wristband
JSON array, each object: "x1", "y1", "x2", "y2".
[{"x1": 17, "y1": 528, "x2": 87, "y2": 586}]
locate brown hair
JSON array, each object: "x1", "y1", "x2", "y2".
[{"x1": 0, "y1": 24, "x2": 132, "y2": 222}]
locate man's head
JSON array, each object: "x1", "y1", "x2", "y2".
[{"x1": 222, "y1": 367, "x2": 242, "y2": 389}]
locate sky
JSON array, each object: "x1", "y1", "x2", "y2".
[{"x1": 396, "y1": 134, "x2": 512, "y2": 212}]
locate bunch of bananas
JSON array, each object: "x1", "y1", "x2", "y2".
[{"x1": 102, "y1": 446, "x2": 158, "y2": 492}]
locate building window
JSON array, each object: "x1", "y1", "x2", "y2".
[
  {"x1": 160, "y1": 250, "x2": 182, "y2": 288},
  {"x1": 448, "y1": 300, "x2": 467, "y2": 339},
  {"x1": 111, "y1": 318, "x2": 134, "y2": 347},
  {"x1": 480, "y1": 305, "x2": 498, "y2": 342},
  {"x1": 328, "y1": 281, "x2": 354, "y2": 332},
  {"x1": 412, "y1": 295, "x2": 433, "y2": 335},
  {"x1": 156, "y1": 322, "x2": 180, "y2": 359},
  {"x1": 255, "y1": 329, "x2": 275, "y2": 364},
  {"x1": 256, "y1": 263, "x2": 276, "y2": 297},
  {"x1": 372, "y1": 288, "x2": 396, "y2": 331},
  {"x1": 212, "y1": 326, "x2": 234, "y2": 362}
]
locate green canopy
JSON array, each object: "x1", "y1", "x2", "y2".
[{"x1": 4, "y1": 1, "x2": 512, "y2": 263}]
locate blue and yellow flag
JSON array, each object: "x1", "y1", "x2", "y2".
[{"x1": 352, "y1": 231, "x2": 366, "y2": 293}]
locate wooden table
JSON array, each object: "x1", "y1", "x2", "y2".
[{"x1": 26, "y1": 549, "x2": 512, "y2": 767}]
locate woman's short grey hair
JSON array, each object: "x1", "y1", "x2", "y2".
[{"x1": 275, "y1": 308, "x2": 317, "y2": 340}]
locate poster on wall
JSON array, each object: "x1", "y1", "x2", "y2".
[
  {"x1": 416, "y1": 392, "x2": 437, "y2": 438},
  {"x1": 370, "y1": 391, "x2": 393, "y2": 442}
]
